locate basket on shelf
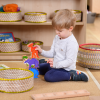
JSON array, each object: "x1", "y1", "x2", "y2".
[
  {"x1": 0, "y1": 68, "x2": 34, "y2": 93},
  {"x1": 24, "y1": 12, "x2": 47, "y2": 23},
  {"x1": 0, "y1": 11, "x2": 22, "y2": 22},
  {"x1": 77, "y1": 43, "x2": 100, "y2": 69},
  {"x1": 22, "y1": 40, "x2": 43, "y2": 52},
  {"x1": 0, "y1": 38, "x2": 21, "y2": 53},
  {"x1": 55, "y1": 10, "x2": 82, "y2": 22}
]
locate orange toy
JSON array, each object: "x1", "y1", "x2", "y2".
[
  {"x1": 27, "y1": 43, "x2": 39, "y2": 58},
  {"x1": 3, "y1": 4, "x2": 18, "y2": 12}
]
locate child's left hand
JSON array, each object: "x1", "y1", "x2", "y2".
[{"x1": 47, "y1": 59, "x2": 53, "y2": 67}]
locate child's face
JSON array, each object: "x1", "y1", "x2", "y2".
[{"x1": 55, "y1": 27, "x2": 73, "y2": 39}]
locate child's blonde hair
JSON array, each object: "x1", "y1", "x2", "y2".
[{"x1": 52, "y1": 9, "x2": 76, "y2": 30}]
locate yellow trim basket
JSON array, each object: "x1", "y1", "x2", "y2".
[
  {"x1": 0, "y1": 11, "x2": 22, "y2": 22},
  {"x1": 55, "y1": 9, "x2": 82, "y2": 22},
  {"x1": 22, "y1": 40, "x2": 43, "y2": 52},
  {"x1": 24, "y1": 12, "x2": 47, "y2": 23},
  {"x1": 0, "y1": 38, "x2": 21, "y2": 53},
  {"x1": 0, "y1": 68, "x2": 34, "y2": 93}
]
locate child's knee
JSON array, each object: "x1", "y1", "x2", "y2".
[{"x1": 44, "y1": 73, "x2": 52, "y2": 82}]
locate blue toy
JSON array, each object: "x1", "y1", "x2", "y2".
[
  {"x1": 23, "y1": 57, "x2": 39, "y2": 78},
  {"x1": 29, "y1": 68, "x2": 39, "y2": 78}
]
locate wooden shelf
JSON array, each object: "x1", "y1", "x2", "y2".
[
  {"x1": 0, "y1": 0, "x2": 87, "y2": 61},
  {"x1": 0, "y1": 20, "x2": 84, "y2": 25},
  {"x1": 0, "y1": 46, "x2": 50, "y2": 61},
  {"x1": 0, "y1": 51, "x2": 43, "y2": 61}
]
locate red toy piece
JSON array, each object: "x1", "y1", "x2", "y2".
[{"x1": 27, "y1": 43, "x2": 39, "y2": 58}]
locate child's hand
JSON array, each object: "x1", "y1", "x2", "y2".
[
  {"x1": 34, "y1": 45, "x2": 42, "y2": 53},
  {"x1": 47, "y1": 59, "x2": 53, "y2": 67}
]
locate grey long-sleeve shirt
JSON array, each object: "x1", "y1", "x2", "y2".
[{"x1": 41, "y1": 34, "x2": 79, "y2": 71}]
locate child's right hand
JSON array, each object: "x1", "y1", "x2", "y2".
[
  {"x1": 47, "y1": 59, "x2": 53, "y2": 67},
  {"x1": 34, "y1": 45, "x2": 42, "y2": 53}
]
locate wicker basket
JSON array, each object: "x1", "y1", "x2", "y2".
[
  {"x1": 0, "y1": 38, "x2": 21, "y2": 53},
  {"x1": 77, "y1": 43, "x2": 100, "y2": 69},
  {"x1": 24, "y1": 12, "x2": 47, "y2": 23},
  {"x1": 0, "y1": 68, "x2": 34, "y2": 93},
  {"x1": 0, "y1": 11, "x2": 22, "y2": 22},
  {"x1": 22, "y1": 40, "x2": 43, "y2": 52},
  {"x1": 55, "y1": 10, "x2": 82, "y2": 22}
]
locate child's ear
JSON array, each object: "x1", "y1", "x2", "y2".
[{"x1": 69, "y1": 26, "x2": 73, "y2": 32}]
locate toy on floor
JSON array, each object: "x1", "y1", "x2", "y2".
[
  {"x1": 23, "y1": 57, "x2": 39, "y2": 78},
  {"x1": 23, "y1": 43, "x2": 40, "y2": 78},
  {"x1": 0, "y1": 64, "x2": 9, "y2": 69},
  {"x1": 22, "y1": 55, "x2": 28, "y2": 62},
  {"x1": 24, "y1": 58, "x2": 39, "y2": 69},
  {"x1": 29, "y1": 68, "x2": 39, "y2": 78},
  {"x1": 27, "y1": 43, "x2": 39, "y2": 58},
  {"x1": 31, "y1": 90, "x2": 90, "y2": 100}
]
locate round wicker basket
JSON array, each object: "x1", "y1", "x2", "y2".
[
  {"x1": 0, "y1": 11, "x2": 22, "y2": 22},
  {"x1": 77, "y1": 43, "x2": 100, "y2": 69},
  {"x1": 0, "y1": 68, "x2": 34, "y2": 93},
  {"x1": 55, "y1": 10, "x2": 82, "y2": 22},
  {"x1": 0, "y1": 38, "x2": 21, "y2": 53},
  {"x1": 22, "y1": 40, "x2": 43, "y2": 52},
  {"x1": 24, "y1": 12, "x2": 47, "y2": 23}
]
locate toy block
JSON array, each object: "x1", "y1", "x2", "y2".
[{"x1": 31, "y1": 90, "x2": 90, "y2": 100}]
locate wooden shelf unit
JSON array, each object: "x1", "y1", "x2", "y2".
[
  {"x1": 89, "y1": 0, "x2": 100, "y2": 14},
  {"x1": 0, "y1": 0, "x2": 87, "y2": 61},
  {"x1": 0, "y1": 20, "x2": 84, "y2": 25}
]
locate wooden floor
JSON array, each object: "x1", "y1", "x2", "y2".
[{"x1": 86, "y1": 17, "x2": 100, "y2": 43}]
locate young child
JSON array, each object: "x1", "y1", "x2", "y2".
[{"x1": 34, "y1": 9, "x2": 89, "y2": 82}]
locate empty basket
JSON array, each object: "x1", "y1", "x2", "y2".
[
  {"x1": 0, "y1": 68, "x2": 34, "y2": 93},
  {"x1": 24, "y1": 12, "x2": 47, "y2": 23},
  {"x1": 77, "y1": 43, "x2": 100, "y2": 69}
]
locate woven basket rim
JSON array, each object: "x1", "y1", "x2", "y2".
[
  {"x1": 22, "y1": 40, "x2": 43, "y2": 45},
  {"x1": 25, "y1": 21, "x2": 46, "y2": 23},
  {"x1": 24, "y1": 12, "x2": 47, "y2": 16},
  {"x1": 0, "y1": 86, "x2": 34, "y2": 93},
  {"x1": 0, "y1": 11, "x2": 21, "y2": 13},
  {"x1": 0, "y1": 20, "x2": 22, "y2": 22},
  {"x1": 0, "y1": 68, "x2": 34, "y2": 81},
  {"x1": 0, "y1": 37, "x2": 21, "y2": 43},
  {"x1": 79, "y1": 43, "x2": 100, "y2": 51},
  {"x1": 55, "y1": 9, "x2": 81, "y2": 13}
]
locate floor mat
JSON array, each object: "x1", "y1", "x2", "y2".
[
  {"x1": 0, "y1": 61, "x2": 100, "y2": 100},
  {"x1": 89, "y1": 96, "x2": 100, "y2": 100}
]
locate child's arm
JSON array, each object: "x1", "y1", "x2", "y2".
[
  {"x1": 38, "y1": 36, "x2": 56, "y2": 58},
  {"x1": 53, "y1": 41, "x2": 79, "y2": 68}
]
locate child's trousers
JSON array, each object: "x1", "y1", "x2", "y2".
[{"x1": 38, "y1": 63, "x2": 70, "y2": 82}]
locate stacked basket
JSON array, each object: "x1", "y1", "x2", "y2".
[{"x1": 77, "y1": 43, "x2": 100, "y2": 69}]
